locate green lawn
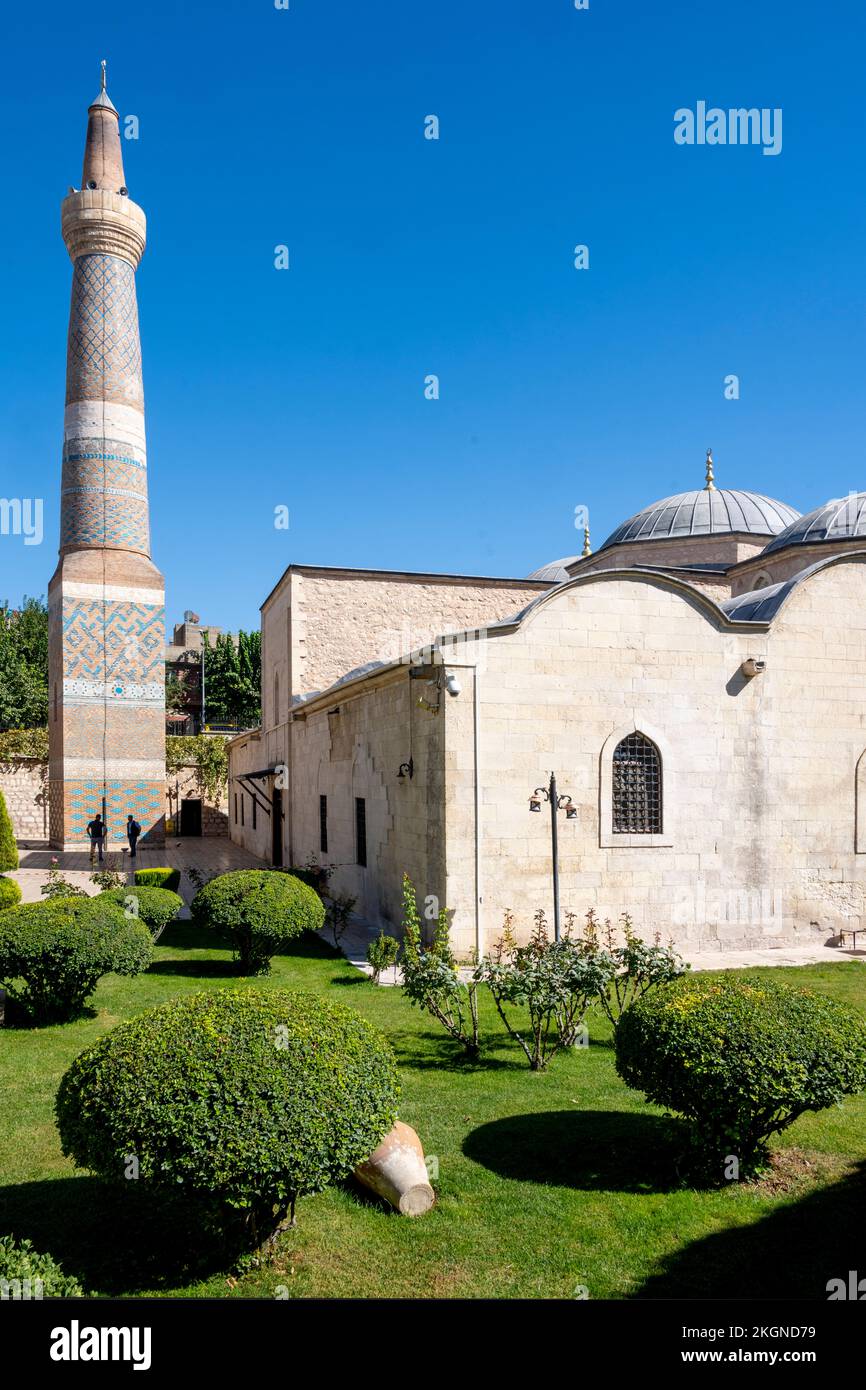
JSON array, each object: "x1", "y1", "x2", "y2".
[{"x1": 2, "y1": 925, "x2": 865, "y2": 1299}]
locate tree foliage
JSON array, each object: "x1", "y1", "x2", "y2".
[
  {"x1": 201, "y1": 630, "x2": 261, "y2": 728},
  {"x1": 0, "y1": 597, "x2": 48, "y2": 731}
]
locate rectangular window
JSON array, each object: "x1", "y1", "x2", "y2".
[
  {"x1": 355, "y1": 797, "x2": 367, "y2": 867},
  {"x1": 241, "y1": 794, "x2": 245, "y2": 827},
  {"x1": 252, "y1": 796, "x2": 257, "y2": 831},
  {"x1": 234, "y1": 792, "x2": 238, "y2": 823},
  {"x1": 319, "y1": 795, "x2": 328, "y2": 854}
]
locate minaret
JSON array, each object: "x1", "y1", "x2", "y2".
[{"x1": 48, "y1": 65, "x2": 165, "y2": 849}]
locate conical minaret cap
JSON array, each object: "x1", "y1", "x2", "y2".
[{"x1": 81, "y1": 60, "x2": 126, "y2": 192}]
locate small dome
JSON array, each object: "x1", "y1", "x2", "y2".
[
  {"x1": 599, "y1": 489, "x2": 799, "y2": 551},
  {"x1": 526, "y1": 555, "x2": 580, "y2": 583},
  {"x1": 761, "y1": 493, "x2": 866, "y2": 555}
]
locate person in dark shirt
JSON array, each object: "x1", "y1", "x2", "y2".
[
  {"x1": 126, "y1": 815, "x2": 142, "y2": 859},
  {"x1": 86, "y1": 813, "x2": 105, "y2": 864}
]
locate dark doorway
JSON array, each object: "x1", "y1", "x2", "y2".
[
  {"x1": 272, "y1": 787, "x2": 283, "y2": 866},
  {"x1": 180, "y1": 798, "x2": 202, "y2": 836}
]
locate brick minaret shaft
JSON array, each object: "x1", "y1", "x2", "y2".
[{"x1": 48, "y1": 66, "x2": 165, "y2": 849}]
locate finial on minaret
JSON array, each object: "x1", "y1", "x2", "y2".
[
  {"x1": 704, "y1": 448, "x2": 716, "y2": 491},
  {"x1": 101, "y1": 59, "x2": 107, "y2": 93},
  {"x1": 582, "y1": 524, "x2": 592, "y2": 558}
]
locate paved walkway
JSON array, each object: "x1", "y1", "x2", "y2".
[
  {"x1": 8, "y1": 842, "x2": 865, "y2": 978},
  {"x1": 10, "y1": 838, "x2": 266, "y2": 907}
]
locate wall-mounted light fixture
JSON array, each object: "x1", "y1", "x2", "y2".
[
  {"x1": 397, "y1": 758, "x2": 414, "y2": 780},
  {"x1": 740, "y1": 657, "x2": 766, "y2": 678}
]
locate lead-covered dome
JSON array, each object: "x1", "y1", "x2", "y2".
[
  {"x1": 761, "y1": 493, "x2": 866, "y2": 555},
  {"x1": 599, "y1": 488, "x2": 799, "y2": 551}
]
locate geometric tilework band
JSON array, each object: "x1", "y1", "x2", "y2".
[
  {"x1": 61, "y1": 597, "x2": 164, "y2": 694},
  {"x1": 49, "y1": 777, "x2": 165, "y2": 845},
  {"x1": 63, "y1": 252, "x2": 149, "y2": 555}
]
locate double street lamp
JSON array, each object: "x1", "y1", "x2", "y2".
[{"x1": 529, "y1": 772, "x2": 577, "y2": 941}]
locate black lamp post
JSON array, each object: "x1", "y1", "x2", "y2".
[{"x1": 529, "y1": 771, "x2": 577, "y2": 941}]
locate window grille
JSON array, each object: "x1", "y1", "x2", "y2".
[{"x1": 612, "y1": 733, "x2": 662, "y2": 834}]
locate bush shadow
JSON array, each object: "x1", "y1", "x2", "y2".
[
  {"x1": 0, "y1": 1176, "x2": 240, "y2": 1294},
  {"x1": 383, "y1": 1028, "x2": 530, "y2": 1073},
  {"x1": 463, "y1": 1109, "x2": 687, "y2": 1193},
  {"x1": 633, "y1": 1157, "x2": 866, "y2": 1299}
]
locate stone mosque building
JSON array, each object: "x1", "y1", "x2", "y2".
[{"x1": 229, "y1": 457, "x2": 866, "y2": 958}]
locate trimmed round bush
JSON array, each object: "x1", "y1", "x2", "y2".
[
  {"x1": 616, "y1": 976, "x2": 866, "y2": 1174},
  {"x1": 0, "y1": 875, "x2": 21, "y2": 909},
  {"x1": 190, "y1": 869, "x2": 325, "y2": 974},
  {"x1": 0, "y1": 789, "x2": 18, "y2": 871},
  {"x1": 0, "y1": 1235, "x2": 83, "y2": 1297},
  {"x1": 56, "y1": 988, "x2": 399, "y2": 1240},
  {"x1": 134, "y1": 866, "x2": 181, "y2": 894},
  {"x1": 0, "y1": 896, "x2": 153, "y2": 1024},
  {"x1": 99, "y1": 885, "x2": 183, "y2": 941}
]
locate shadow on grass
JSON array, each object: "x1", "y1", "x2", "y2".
[
  {"x1": 0, "y1": 1176, "x2": 238, "y2": 1294},
  {"x1": 463, "y1": 1109, "x2": 687, "y2": 1193},
  {"x1": 383, "y1": 1028, "x2": 528, "y2": 1073},
  {"x1": 147, "y1": 959, "x2": 239, "y2": 978},
  {"x1": 0, "y1": 1000, "x2": 99, "y2": 1029},
  {"x1": 633, "y1": 1158, "x2": 866, "y2": 1300}
]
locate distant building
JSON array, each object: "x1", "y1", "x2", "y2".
[{"x1": 165, "y1": 611, "x2": 222, "y2": 736}]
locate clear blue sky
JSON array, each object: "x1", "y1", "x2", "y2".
[{"x1": 2, "y1": 0, "x2": 864, "y2": 634}]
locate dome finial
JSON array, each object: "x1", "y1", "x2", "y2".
[
  {"x1": 581, "y1": 524, "x2": 592, "y2": 558},
  {"x1": 100, "y1": 58, "x2": 107, "y2": 92},
  {"x1": 704, "y1": 447, "x2": 716, "y2": 491}
]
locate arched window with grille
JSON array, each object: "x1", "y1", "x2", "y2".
[{"x1": 612, "y1": 732, "x2": 662, "y2": 834}]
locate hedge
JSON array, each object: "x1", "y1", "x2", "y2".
[
  {"x1": 0, "y1": 1236, "x2": 83, "y2": 1297},
  {"x1": 0, "y1": 875, "x2": 22, "y2": 910},
  {"x1": 134, "y1": 866, "x2": 181, "y2": 894},
  {"x1": 56, "y1": 988, "x2": 399, "y2": 1241},
  {"x1": 190, "y1": 869, "x2": 325, "y2": 974},
  {"x1": 616, "y1": 975, "x2": 866, "y2": 1174},
  {"x1": 99, "y1": 885, "x2": 184, "y2": 941},
  {"x1": 0, "y1": 789, "x2": 18, "y2": 872},
  {"x1": 0, "y1": 896, "x2": 153, "y2": 1024}
]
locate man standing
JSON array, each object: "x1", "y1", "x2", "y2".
[
  {"x1": 126, "y1": 814, "x2": 142, "y2": 860},
  {"x1": 86, "y1": 812, "x2": 106, "y2": 864}
]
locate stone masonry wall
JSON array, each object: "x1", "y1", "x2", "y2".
[
  {"x1": 1, "y1": 759, "x2": 226, "y2": 843},
  {"x1": 0, "y1": 760, "x2": 49, "y2": 842},
  {"x1": 261, "y1": 569, "x2": 549, "y2": 720}
]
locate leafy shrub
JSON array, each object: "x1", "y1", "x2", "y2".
[
  {"x1": 477, "y1": 911, "x2": 614, "y2": 1071},
  {"x1": 0, "y1": 875, "x2": 21, "y2": 910},
  {"x1": 0, "y1": 789, "x2": 18, "y2": 872},
  {"x1": 0, "y1": 896, "x2": 153, "y2": 1024},
  {"x1": 367, "y1": 930, "x2": 400, "y2": 984},
  {"x1": 90, "y1": 856, "x2": 125, "y2": 891},
  {"x1": 134, "y1": 866, "x2": 181, "y2": 894},
  {"x1": 99, "y1": 885, "x2": 184, "y2": 941},
  {"x1": 580, "y1": 909, "x2": 688, "y2": 1025},
  {"x1": 401, "y1": 875, "x2": 480, "y2": 1058},
  {"x1": 286, "y1": 858, "x2": 330, "y2": 896},
  {"x1": 191, "y1": 869, "x2": 324, "y2": 974},
  {"x1": 0, "y1": 1235, "x2": 83, "y2": 1298},
  {"x1": 616, "y1": 976, "x2": 866, "y2": 1175},
  {"x1": 324, "y1": 890, "x2": 357, "y2": 947},
  {"x1": 40, "y1": 860, "x2": 88, "y2": 900},
  {"x1": 56, "y1": 988, "x2": 399, "y2": 1243}
]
